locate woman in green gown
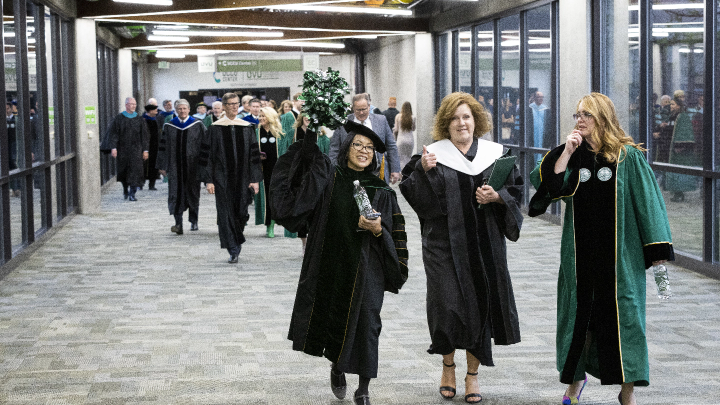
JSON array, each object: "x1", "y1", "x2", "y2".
[{"x1": 529, "y1": 93, "x2": 674, "y2": 405}]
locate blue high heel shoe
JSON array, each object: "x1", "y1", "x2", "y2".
[{"x1": 562, "y1": 375, "x2": 588, "y2": 405}]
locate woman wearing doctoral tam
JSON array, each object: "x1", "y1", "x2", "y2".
[
  {"x1": 271, "y1": 120, "x2": 408, "y2": 405},
  {"x1": 400, "y1": 92, "x2": 523, "y2": 404},
  {"x1": 528, "y1": 92, "x2": 674, "y2": 405}
]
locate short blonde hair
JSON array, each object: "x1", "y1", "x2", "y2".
[{"x1": 432, "y1": 92, "x2": 490, "y2": 141}]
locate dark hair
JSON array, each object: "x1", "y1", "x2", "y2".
[
  {"x1": 249, "y1": 98, "x2": 261, "y2": 105},
  {"x1": 336, "y1": 132, "x2": 378, "y2": 172},
  {"x1": 222, "y1": 92, "x2": 239, "y2": 104}
]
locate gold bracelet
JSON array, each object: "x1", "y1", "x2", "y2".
[{"x1": 373, "y1": 230, "x2": 382, "y2": 237}]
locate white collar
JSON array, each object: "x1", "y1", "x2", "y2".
[
  {"x1": 426, "y1": 139, "x2": 503, "y2": 176},
  {"x1": 212, "y1": 116, "x2": 251, "y2": 126}
]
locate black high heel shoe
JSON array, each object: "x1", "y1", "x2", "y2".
[
  {"x1": 439, "y1": 361, "x2": 456, "y2": 399},
  {"x1": 464, "y1": 371, "x2": 482, "y2": 403}
]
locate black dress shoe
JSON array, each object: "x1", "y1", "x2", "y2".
[
  {"x1": 149, "y1": 187, "x2": 157, "y2": 191},
  {"x1": 228, "y1": 254, "x2": 239, "y2": 264},
  {"x1": 331, "y1": 367, "x2": 347, "y2": 399},
  {"x1": 124, "y1": 193, "x2": 129, "y2": 200},
  {"x1": 171, "y1": 225, "x2": 183, "y2": 235},
  {"x1": 190, "y1": 223, "x2": 199, "y2": 231}
]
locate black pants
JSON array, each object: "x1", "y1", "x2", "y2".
[{"x1": 174, "y1": 207, "x2": 198, "y2": 225}]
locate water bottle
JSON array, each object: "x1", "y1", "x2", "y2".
[
  {"x1": 353, "y1": 180, "x2": 377, "y2": 219},
  {"x1": 652, "y1": 264, "x2": 672, "y2": 300}
]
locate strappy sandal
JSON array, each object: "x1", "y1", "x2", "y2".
[
  {"x1": 439, "y1": 361, "x2": 456, "y2": 399},
  {"x1": 330, "y1": 365, "x2": 346, "y2": 399},
  {"x1": 464, "y1": 371, "x2": 482, "y2": 403}
]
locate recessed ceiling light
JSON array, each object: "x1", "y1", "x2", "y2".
[
  {"x1": 246, "y1": 40, "x2": 345, "y2": 49},
  {"x1": 268, "y1": 5, "x2": 412, "y2": 16},
  {"x1": 114, "y1": 0, "x2": 173, "y2": 5},
  {"x1": 152, "y1": 30, "x2": 283, "y2": 37},
  {"x1": 155, "y1": 50, "x2": 186, "y2": 58},
  {"x1": 148, "y1": 35, "x2": 189, "y2": 42}
]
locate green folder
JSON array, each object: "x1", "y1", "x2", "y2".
[{"x1": 478, "y1": 151, "x2": 516, "y2": 209}]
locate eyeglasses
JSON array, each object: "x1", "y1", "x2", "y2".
[
  {"x1": 223, "y1": 102, "x2": 240, "y2": 107},
  {"x1": 351, "y1": 142, "x2": 375, "y2": 153},
  {"x1": 354, "y1": 107, "x2": 369, "y2": 113},
  {"x1": 573, "y1": 111, "x2": 593, "y2": 121}
]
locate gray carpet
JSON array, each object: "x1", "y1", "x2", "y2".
[{"x1": 0, "y1": 180, "x2": 717, "y2": 404}]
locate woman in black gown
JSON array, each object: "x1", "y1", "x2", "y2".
[
  {"x1": 271, "y1": 120, "x2": 408, "y2": 405},
  {"x1": 400, "y1": 92, "x2": 523, "y2": 403}
]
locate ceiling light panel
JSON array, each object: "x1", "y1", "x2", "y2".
[
  {"x1": 268, "y1": 5, "x2": 412, "y2": 16},
  {"x1": 152, "y1": 30, "x2": 283, "y2": 37}
]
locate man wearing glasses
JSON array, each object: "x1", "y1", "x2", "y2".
[
  {"x1": 329, "y1": 93, "x2": 401, "y2": 184},
  {"x1": 200, "y1": 93, "x2": 262, "y2": 264}
]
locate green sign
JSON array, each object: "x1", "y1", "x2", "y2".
[
  {"x1": 48, "y1": 106, "x2": 54, "y2": 126},
  {"x1": 85, "y1": 106, "x2": 96, "y2": 125},
  {"x1": 216, "y1": 59, "x2": 303, "y2": 73}
]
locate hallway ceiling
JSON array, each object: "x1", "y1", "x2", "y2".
[{"x1": 80, "y1": 0, "x2": 430, "y2": 59}]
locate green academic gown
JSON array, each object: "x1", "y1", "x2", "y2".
[
  {"x1": 254, "y1": 125, "x2": 296, "y2": 237},
  {"x1": 529, "y1": 143, "x2": 674, "y2": 387}
]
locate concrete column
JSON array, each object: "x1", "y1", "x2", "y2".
[
  {"x1": 74, "y1": 19, "x2": 101, "y2": 214},
  {"x1": 415, "y1": 33, "x2": 434, "y2": 155},
  {"x1": 118, "y1": 49, "x2": 133, "y2": 109},
  {"x1": 559, "y1": 0, "x2": 591, "y2": 137}
]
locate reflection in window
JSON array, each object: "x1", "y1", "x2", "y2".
[
  {"x1": 526, "y1": 5, "x2": 553, "y2": 163},
  {"x1": 657, "y1": 170, "x2": 702, "y2": 257},
  {"x1": 437, "y1": 33, "x2": 452, "y2": 105},
  {"x1": 499, "y1": 15, "x2": 520, "y2": 147},
  {"x1": 476, "y1": 23, "x2": 494, "y2": 140},
  {"x1": 651, "y1": 0, "x2": 704, "y2": 204},
  {"x1": 458, "y1": 28, "x2": 472, "y2": 94}
]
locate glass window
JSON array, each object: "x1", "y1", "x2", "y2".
[
  {"x1": 4, "y1": 3, "x2": 21, "y2": 177},
  {"x1": 526, "y1": 5, "x2": 553, "y2": 164},
  {"x1": 499, "y1": 15, "x2": 520, "y2": 147},
  {"x1": 458, "y1": 28, "x2": 472, "y2": 94},
  {"x1": 476, "y1": 22, "x2": 495, "y2": 139},
  {"x1": 61, "y1": 19, "x2": 74, "y2": 155},
  {"x1": 45, "y1": 7, "x2": 56, "y2": 161},
  {"x1": 651, "y1": 0, "x2": 703, "y2": 170},
  {"x1": 657, "y1": 170, "x2": 702, "y2": 257},
  {"x1": 27, "y1": 2, "x2": 40, "y2": 168},
  {"x1": 10, "y1": 176, "x2": 24, "y2": 250},
  {"x1": 437, "y1": 33, "x2": 452, "y2": 104}
]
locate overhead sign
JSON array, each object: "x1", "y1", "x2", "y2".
[
  {"x1": 215, "y1": 58, "x2": 303, "y2": 73},
  {"x1": 198, "y1": 55, "x2": 215, "y2": 73},
  {"x1": 303, "y1": 54, "x2": 320, "y2": 72}
]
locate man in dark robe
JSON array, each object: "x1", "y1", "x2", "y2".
[
  {"x1": 200, "y1": 93, "x2": 261, "y2": 263},
  {"x1": 142, "y1": 104, "x2": 161, "y2": 191},
  {"x1": 271, "y1": 121, "x2": 408, "y2": 405},
  {"x1": 241, "y1": 98, "x2": 261, "y2": 126},
  {"x1": 156, "y1": 99, "x2": 207, "y2": 234},
  {"x1": 100, "y1": 97, "x2": 149, "y2": 201}
]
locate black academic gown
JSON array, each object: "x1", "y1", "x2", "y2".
[
  {"x1": 200, "y1": 117, "x2": 262, "y2": 251},
  {"x1": 270, "y1": 133, "x2": 408, "y2": 378},
  {"x1": 143, "y1": 113, "x2": 160, "y2": 183},
  {"x1": 400, "y1": 139, "x2": 523, "y2": 366},
  {"x1": 101, "y1": 113, "x2": 150, "y2": 188},
  {"x1": 156, "y1": 116, "x2": 206, "y2": 217}
]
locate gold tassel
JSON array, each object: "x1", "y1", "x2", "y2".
[{"x1": 378, "y1": 155, "x2": 385, "y2": 180}]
